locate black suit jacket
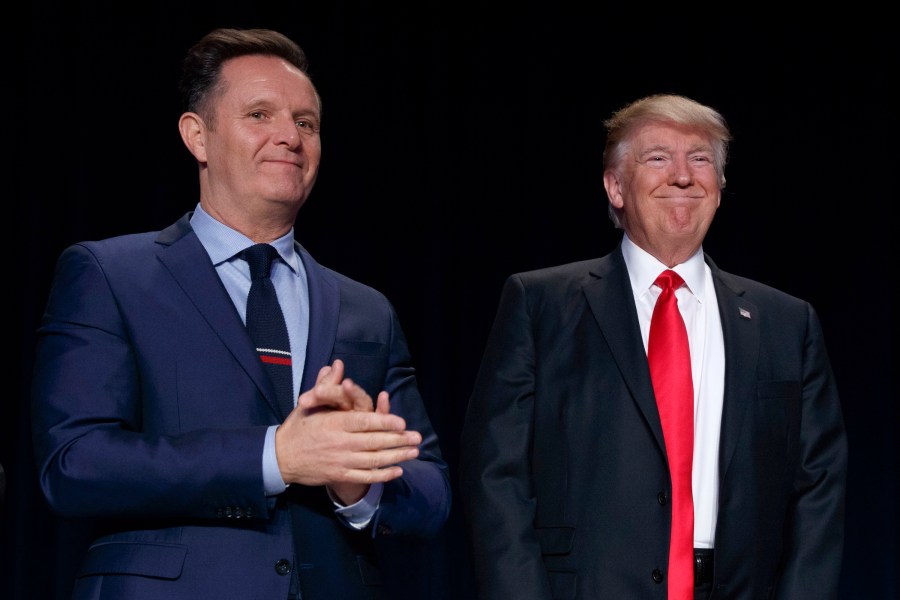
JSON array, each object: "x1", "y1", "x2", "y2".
[{"x1": 460, "y1": 243, "x2": 846, "y2": 600}]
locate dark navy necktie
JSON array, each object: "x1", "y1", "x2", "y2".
[{"x1": 242, "y1": 243, "x2": 294, "y2": 420}]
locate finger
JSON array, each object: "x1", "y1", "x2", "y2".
[
  {"x1": 315, "y1": 364, "x2": 332, "y2": 384},
  {"x1": 299, "y1": 378, "x2": 373, "y2": 412},
  {"x1": 328, "y1": 359, "x2": 345, "y2": 382},
  {"x1": 349, "y1": 430, "x2": 422, "y2": 452},
  {"x1": 299, "y1": 384, "x2": 355, "y2": 411},
  {"x1": 299, "y1": 362, "x2": 354, "y2": 410},
  {"x1": 340, "y1": 379, "x2": 374, "y2": 412},
  {"x1": 336, "y1": 465, "x2": 405, "y2": 485},
  {"x1": 343, "y1": 411, "x2": 409, "y2": 433},
  {"x1": 339, "y1": 445, "x2": 420, "y2": 471},
  {"x1": 314, "y1": 359, "x2": 345, "y2": 386},
  {"x1": 374, "y1": 391, "x2": 390, "y2": 415}
]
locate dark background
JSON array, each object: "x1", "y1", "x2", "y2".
[{"x1": 7, "y1": 3, "x2": 896, "y2": 599}]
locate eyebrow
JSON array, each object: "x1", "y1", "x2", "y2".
[
  {"x1": 637, "y1": 144, "x2": 670, "y2": 158},
  {"x1": 637, "y1": 143, "x2": 713, "y2": 158}
]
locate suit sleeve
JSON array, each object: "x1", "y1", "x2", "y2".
[
  {"x1": 368, "y1": 302, "x2": 452, "y2": 540},
  {"x1": 776, "y1": 304, "x2": 848, "y2": 599},
  {"x1": 31, "y1": 244, "x2": 272, "y2": 520},
  {"x1": 327, "y1": 276, "x2": 451, "y2": 539},
  {"x1": 459, "y1": 275, "x2": 553, "y2": 600}
]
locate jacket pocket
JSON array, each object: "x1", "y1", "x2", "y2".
[
  {"x1": 536, "y1": 528, "x2": 576, "y2": 599},
  {"x1": 333, "y1": 340, "x2": 384, "y2": 357},
  {"x1": 78, "y1": 541, "x2": 186, "y2": 580}
]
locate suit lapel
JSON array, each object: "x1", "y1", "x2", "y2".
[
  {"x1": 296, "y1": 244, "x2": 340, "y2": 394},
  {"x1": 583, "y1": 246, "x2": 667, "y2": 455},
  {"x1": 708, "y1": 259, "x2": 759, "y2": 480},
  {"x1": 155, "y1": 214, "x2": 283, "y2": 420}
]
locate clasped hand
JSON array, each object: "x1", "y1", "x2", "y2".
[{"x1": 274, "y1": 359, "x2": 421, "y2": 505}]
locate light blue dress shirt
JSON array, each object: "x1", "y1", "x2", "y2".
[
  {"x1": 190, "y1": 204, "x2": 380, "y2": 527},
  {"x1": 190, "y1": 205, "x2": 309, "y2": 495}
]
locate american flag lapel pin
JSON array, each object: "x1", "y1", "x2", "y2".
[{"x1": 739, "y1": 307, "x2": 751, "y2": 320}]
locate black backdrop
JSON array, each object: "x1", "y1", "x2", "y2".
[{"x1": 7, "y1": 3, "x2": 896, "y2": 599}]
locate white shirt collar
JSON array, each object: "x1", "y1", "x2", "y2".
[{"x1": 620, "y1": 234, "x2": 708, "y2": 303}]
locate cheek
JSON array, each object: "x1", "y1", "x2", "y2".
[
  {"x1": 633, "y1": 175, "x2": 663, "y2": 199},
  {"x1": 307, "y1": 140, "x2": 323, "y2": 163}
]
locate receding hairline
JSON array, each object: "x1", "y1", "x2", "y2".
[{"x1": 199, "y1": 52, "x2": 323, "y2": 129}]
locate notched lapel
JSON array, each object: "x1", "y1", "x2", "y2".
[
  {"x1": 583, "y1": 249, "x2": 667, "y2": 455},
  {"x1": 711, "y1": 267, "x2": 760, "y2": 479},
  {"x1": 155, "y1": 215, "x2": 283, "y2": 420},
  {"x1": 297, "y1": 245, "x2": 340, "y2": 394}
]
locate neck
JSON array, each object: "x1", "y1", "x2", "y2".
[
  {"x1": 199, "y1": 199, "x2": 297, "y2": 243},
  {"x1": 627, "y1": 234, "x2": 700, "y2": 269}
]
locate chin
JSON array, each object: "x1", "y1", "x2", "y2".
[{"x1": 265, "y1": 183, "x2": 308, "y2": 204}]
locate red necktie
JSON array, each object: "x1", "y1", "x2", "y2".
[{"x1": 648, "y1": 270, "x2": 694, "y2": 598}]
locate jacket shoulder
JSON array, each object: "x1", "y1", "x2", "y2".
[
  {"x1": 511, "y1": 256, "x2": 609, "y2": 287},
  {"x1": 711, "y1": 264, "x2": 812, "y2": 310}
]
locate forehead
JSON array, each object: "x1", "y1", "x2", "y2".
[
  {"x1": 630, "y1": 121, "x2": 713, "y2": 153},
  {"x1": 218, "y1": 54, "x2": 319, "y2": 114}
]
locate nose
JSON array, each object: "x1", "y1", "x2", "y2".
[
  {"x1": 273, "y1": 115, "x2": 301, "y2": 149},
  {"x1": 668, "y1": 156, "x2": 692, "y2": 187}
]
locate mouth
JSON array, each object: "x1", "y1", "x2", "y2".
[
  {"x1": 265, "y1": 159, "x2": 303, "y2": 169},
  {"x1": 658, "y1": 195, "x2": 704, "y2": 201}
]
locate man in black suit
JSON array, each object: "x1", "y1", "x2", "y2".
[{"x1": 460, "y1": 93, "x2": 847, "y2": 600}]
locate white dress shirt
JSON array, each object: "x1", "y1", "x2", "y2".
[{"x1": 621, "y1": 234, "x2": 725, "y2": 549}]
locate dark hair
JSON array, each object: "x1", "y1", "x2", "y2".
[{"x1": 178, "y1": 28, "x2": 313, "y2": 121}]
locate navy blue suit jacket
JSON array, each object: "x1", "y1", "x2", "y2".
[
  {"x1": 32, "y1": 214, "x2": 451, "y2": 600},
  {"x1": 460, "y1": 243, "x2": 847, "y2": 600}
]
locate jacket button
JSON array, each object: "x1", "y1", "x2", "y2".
[
  {"x1": 274, "y1": 559, "x2": 292, "y2": 576},
  {"x1": 652, "y1": 568, "x2": 664, "y2": 583},
  {"x1": 657, "y1": 491, "x2": 668, "y2": 505}
]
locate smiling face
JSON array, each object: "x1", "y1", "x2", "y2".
[
  {"x1": 179, "y1": 53, "x2": 322, "y2": 239},
  {"x1": 603, "y1": 121, "x2": 721, "y2": 266}
]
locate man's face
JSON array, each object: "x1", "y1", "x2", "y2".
[
  {"x1": 201, "y1": 54, "x2": 322, "y2": 219},
  {"x1": 605, "y1": 122, "x2": 721, "y2": 260}
]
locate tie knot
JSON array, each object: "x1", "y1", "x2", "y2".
[
  {"x1": 242, "y1": 243, "x2": 279, "y2": 281},
  {"x1": 654, "y1": 269, "x2": 685, "y2": 291}
]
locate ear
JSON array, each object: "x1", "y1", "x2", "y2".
[
  {"x1": 603, "y1": 170, "x2": 624, "y2": 209},
  {"x1": 178, "y1": 112, "x2": 208, "y2": 163}
]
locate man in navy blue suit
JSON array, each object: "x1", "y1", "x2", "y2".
[{"x1": 32, "y1": 28, "x2": 450, "y2": 600}]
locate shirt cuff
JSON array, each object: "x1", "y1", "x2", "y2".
[
  {"x1": 262, "y1": 425, "x2": 288, "y2": 496},
  {"x1": 330, "y1": 483, "x2": 383, "y2": 530}
]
